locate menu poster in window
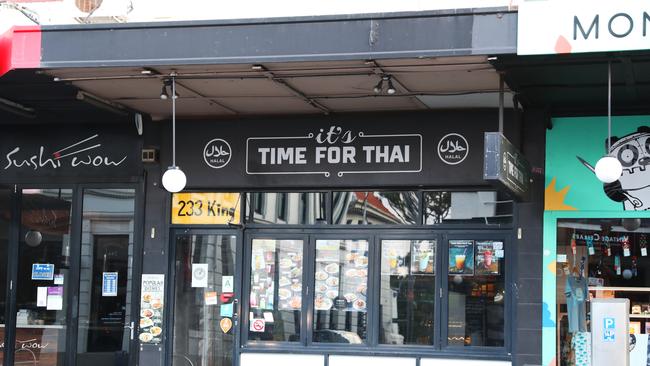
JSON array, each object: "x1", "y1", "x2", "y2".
[
  {"x1": 382, "y1": 241, "x2": 409, "y2": 276},
  {"x1": 315, "y1": 240, "x2": 368, "y2": 313},
  {"x1": 139, "y1": 274, "x2": 164, "y2": 344},
  {"x1": 412, "y1": 241, "x2": 435, "y2": 275},
  {"x1": 276, "y1": 249, "x2": 302, "y2": 311},
  {"x1": 449, "y1": 240, "x2": 474, "y2": 275},
  {"x1": 250, "y1": 240, "x2": 302, "y2": 312},
  {"x1": 475, "y1": 241, "x2": 501, "y2": 275}
]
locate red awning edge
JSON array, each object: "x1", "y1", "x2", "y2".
[{"x1": 0, "y1": 25, "x2": 41, "y2": 78}]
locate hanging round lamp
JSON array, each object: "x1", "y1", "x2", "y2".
[
  {"x1": 594, "y1": 61, "x2": 623, "y2": 184},
  {"x1": 162, "y1": 75, "x2": 187, "y2": 193}
]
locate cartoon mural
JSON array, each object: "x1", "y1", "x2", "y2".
[
  {"x1": 577, "y1": 127, "x2": 650, "y2": 211},
  {"x1": 543, "y1": 116, "x2": 650, "y2": 366}
]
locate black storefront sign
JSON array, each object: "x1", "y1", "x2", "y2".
[
  {"x1": 176, "y1": 111, "x2": 502, "y2": 189},
  {"x1": 0, "y1": 124, "x2": 142, "y2": 183},
  {"x1": 483, "y1": 132, "x2": 531, "y2": 201}
]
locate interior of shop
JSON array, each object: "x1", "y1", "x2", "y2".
[{"x1": 556, "y1": 218, "x2": 650, "y2": 366}]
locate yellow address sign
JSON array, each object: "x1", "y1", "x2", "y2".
[{"x1": 171, "y1": 192, "x2": 241, "y2": 225}]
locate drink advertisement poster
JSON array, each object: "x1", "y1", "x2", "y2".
[
  {"x1": 475, "y1": 241, "x2": 501, "y2": 275},
  {"x1": 139, "y1": 274, "x2": 164, "y2": 344},
  {"x1": 411, "y1": 241, "x2": 435, "y2": 275},
  {"x1": 449, "y1": 240, "x2": 474, "y2": 275}
]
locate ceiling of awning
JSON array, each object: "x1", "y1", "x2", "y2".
[
  {"x1": 32, "y1": 55, "x2": 513, "y2": 121},
  {"x1": 494, "y1": 51, "x2": 650, "y2": 115}
]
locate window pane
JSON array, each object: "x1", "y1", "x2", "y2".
[
  {"x1": 447, "y1": 240, "x2": 505, "y2": 347},
  {"x1": 313, "y1": 239, "x2": 369, "y2": 344},
  {"x1": 424, "y1": 191, "x2": 513, "y2": 225},
  {"x1": 555, "y1": 218, "x2": 650, "y2": 366},
  {"x1": 246, "y1": 193, "x2": 326, "y2": 224},
  {"x1": 249, "y1": 239, "x2": 303, "y2": 342},
  {"x1": 173, "y1": 234, "x2": 237, "y2": 366},
  {"x1": 0, "y1": 189, "x2": 9, "y2": 365},
  {"x1": 333, "y1": 191, "x2": 419, "y2": 225},
  {"x1": 77, "y1": 189, "x2": 135, "y2": 364},
  {"x1": 380, "y1": 240, "x2": 436, "y2": 345},
  {"x1": 17, "y1": 189, "x2": 73, "y2": 366}
]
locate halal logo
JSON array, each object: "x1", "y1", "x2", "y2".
[
  {"x1": 437, "y1": 133, "x2": 469, "y2": 165},
  {"x1": 203, "y1": 139, "x2": 232, "y2": 169}
]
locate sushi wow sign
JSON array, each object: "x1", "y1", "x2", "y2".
[
  {"x1": 518, "y1": 0, "x2": 650, "y2": 55},
  {"x1": 0, "y1": 124, "x2": 142, "y2": 183}
]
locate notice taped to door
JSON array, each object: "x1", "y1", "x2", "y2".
[{"x1": 139, "y1": 274, "x2": 164, "y2": 344}]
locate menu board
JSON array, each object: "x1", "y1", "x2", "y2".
[
  {"x1": 250, "y1": 240, "x2": 303, "y2": 312},
  {"x1": 449, "y1": 240, "x2": 474, "y2": 275},
  {"x1": 314, "y1": 240, "x2": 368, "y2": 312},
  {"x1": 475, "y1": 241, "x2": 502, "y2": 275},
  {"x1": 139, "y1": 274, "x2": 164, "y2": 344}
]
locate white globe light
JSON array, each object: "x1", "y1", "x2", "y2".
[
  {"x1": 594, "y1": 156, "x2": 622, "y2": 183},
  {"x1": 162, "y1": 166, "x2": 186, "y2": 193}
]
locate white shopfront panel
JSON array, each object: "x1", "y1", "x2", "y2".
[
  {"x1": 591, "y1": 298, "x2": 629, "y2": 366},
  {"x1": 329, "y1": 356, "x2": 415, "y2": 366},
  {"x1": 420, "y1": 359, "x2": 511, "y2": 366},
  {"x1": 240, "y1": 353, "x2": 324, "y2": 366}
]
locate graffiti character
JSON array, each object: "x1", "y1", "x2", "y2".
[{"x1": 577, "y1": 126, "x2": 650, "y2": 211}]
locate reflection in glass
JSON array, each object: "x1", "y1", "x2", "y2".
[
  {"x1": 380, "y1": 240, "x2": 436, "y2": 345},
  {"x1": 173, "y1": 234, "x2": 237, "y2": 366},
  {"x1": 447, "y1": 240, "x2": 505, "y2": 347},
  {"x1": 424, "y1": 191, "x2": 513, "y2": 225},
  {"x1": 76, "y1": 189, "x2": 135, "y2": 364},
  {"x1": 555, "y1": 219, "x2": 650, "y2": 366},
  {"x1": 16, "y1": 188, "x2": 73, "y2": 366},
  {"x1": 0, "y1": 189, "x2": 9, "y2": 364},
  {"x1": 313, "y1": 239, "x2": 369, "y2": 344},
  {"x1": 333, "y1": 191, "x2": 419, "y2": 225},
  {"x1": 249, "y1": 239, "x2": 303, "y2": 342},
  {"x1": 247, "y1": 193, "x2": 326, "y2": 224}
]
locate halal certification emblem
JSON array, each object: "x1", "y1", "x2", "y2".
[
  {"x1": 203, "y1": 138, "x2": 232, "y2": 169},
  {"x1": 437, "y1": 133, "x2": 469, "y2": 165}
]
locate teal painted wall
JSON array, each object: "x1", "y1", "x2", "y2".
[{"x1": 543, "y1": 116, "x2": 650, "y2": 366}]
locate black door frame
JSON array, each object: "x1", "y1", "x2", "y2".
[
  {"x1": 166, "y1": 228, "x2": 244, "y2": 366},
  {"x1": 1, "y1": 182, "x2": 145, "y2": 366}
]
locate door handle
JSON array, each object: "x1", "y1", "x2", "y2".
[
  {"x1": 125, "y1": 321, "x2": 135, "y2": 340},
  {"x1": 233, "y1": 298, "x2": 239, "y2": 318}
]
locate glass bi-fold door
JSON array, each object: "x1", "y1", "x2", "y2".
[
  {"x1": 170, "y1": 231, "x2": 241, "y2": 366},
  {"x1": 2, "y1": 187, "x2": 140, "y2": 366}
]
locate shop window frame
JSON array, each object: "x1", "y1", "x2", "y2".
[
  {"x1": 166, "y1": 228, "x2": 244, "y2": 366},
  {"x1": 306, "y1": 232, "x2": 375, "y2": 348},
  {"x1": 542, "y1": 211, "x2": 650, "y2": 366},
  {"x1": 1, "y1": 182, "x2": 144, "y2": 366},
  {"x1": 238, "y1": 228, "x2": 513, "y2": 360},
  {"x1": 372, "y1": 232, "x2": 444, "y2": 352},
  {"x1": 442, "y1": 232, "x2": 511, "y2": 355},
  {"x1": 181, "y1": 189, "x2": 513, "y2": 230},
  {"x1": 241, "y1": 231, "x2": 311, "y2": 347}
]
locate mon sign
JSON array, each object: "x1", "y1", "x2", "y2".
[{"x1": 518, "y1": 0, "x2": 650, "y2": 55}]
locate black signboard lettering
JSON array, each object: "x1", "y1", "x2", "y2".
[
  {"x1": 176, "y1": 111, "x2": 502, "y2": 189},
  {"x1": 483, "y1": 132, "x2": 531, "y2": 201},
  {"x1": 0, "y1": 124, "x2": 142, "y2": 183}
]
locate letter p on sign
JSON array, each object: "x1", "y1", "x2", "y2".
[{"x1": 603, "y1": 317, "x2": 616, "y2": 342}]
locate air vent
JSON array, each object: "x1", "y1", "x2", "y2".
[{"x1": 141, "y1": 149, "x2": 158, "y2": 163}]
